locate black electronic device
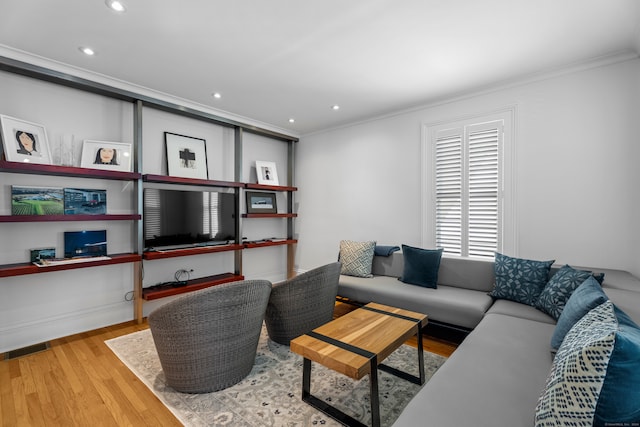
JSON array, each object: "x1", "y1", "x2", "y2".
[{"x1": 143, "y1": 188, "x2": 236, "y2": 251}]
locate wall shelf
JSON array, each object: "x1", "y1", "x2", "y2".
[
  {"x1": 0, "y1": 253, "x2": 141, "y2": 278},
  {"x1": 242, "y1": 213, "x2": 297, "y2": 219},
  {"x1": 143, "y1": 174, "x2": 243, "y2": 188},
  {"x1": 142, "y1": 244, "x2": 244, "y2": 260},
  {"x1": 0, "y1": 160, "x2": 141, "y2": 181},
  {"x1": 245, "y1": 183, "x2": 297, "y2": 192},
  {"x1": 142, "y1": 272, "x2": 244, "y2": 300},
  {"x1": 0, "y1": 214, "x2": 141, "y2": 223},
  {"x1": 244, "y1": 239, "x2": 297, "y2": 249}
]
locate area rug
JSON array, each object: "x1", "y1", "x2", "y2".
[{"x1": 105, "y1": 326, "x2": 446, "y2": 426}]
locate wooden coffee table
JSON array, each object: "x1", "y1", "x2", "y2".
[{"x1": 290, "y1": 302, "x2": 428, "y2": 427}]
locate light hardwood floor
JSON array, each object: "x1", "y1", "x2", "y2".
[{"x1": 1, "y1": 303, "x2": 456, "y2": 427}]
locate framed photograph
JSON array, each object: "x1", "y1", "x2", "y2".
[
  {"x1": 11, "y1": 185, "x2": 64, "y2": 215},
  {"x1": 0, "y1": 115, "x2": 52, "y2": 164},
  {"x1": 64, "y1": 188, "x2": 107, "y2": 215},
  {"x1": 246, "y1": 191, "x2": 277, "y2": 214},
  {"x1": 255, "y1": 160, "x2": 279, "y2": 186},
  {"x1": 80, "y1": 140, "x2": 132, "y2": 172},
  {"x1": 30, "y1": 248, "x2": 56, "y2": 264},
  {"x1": 165, "y1": 132, "x2": 208, "y2": 180}
]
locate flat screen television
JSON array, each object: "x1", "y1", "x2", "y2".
[
  {"x1": 64, "y1": 230, "x2": 107, "y2": 258},
  {"x1": 143, "y1": 188, "x2": 237, "y2": 251}
]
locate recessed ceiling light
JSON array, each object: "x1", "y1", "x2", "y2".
[
  {"x1": 212, "y1": 92, "x2": 222, "y2": 99},
  {"x1": 288, "y1": 118, "x2": 295, "y2": 123},
  {"x1": 79, "y1": 47, "x2": 95, "y2": 56},
  {"x1": 331, "y1": 105, "x2": 340, "y2": 110},
  {"x1": 105, "y1": 0, "x2": 126, "y2": 12}
]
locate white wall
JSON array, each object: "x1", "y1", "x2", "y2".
[{"x1": 295, "y1": 58, "x2": 640, "y2": 278}]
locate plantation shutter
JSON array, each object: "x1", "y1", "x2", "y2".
[
  {"x1": 143, "y1": 189, "x2": 161, "y2": 237},
  {"x1": 433, "y1": 120, "x2": 502, "y2": 258},
  {"x1": 466, "y1": 121, "x2": 501, "y2": 258},
  {"x1": 435, "y1": 128, "x2": 463, "y2": 256}
]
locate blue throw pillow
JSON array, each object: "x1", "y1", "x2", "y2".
[
  {"x1": 398, "y1": 244, "x2": 443, "y2": 288},
  {"x1": 536, "y1": 301, "x2": 640, "y2": 426},
  {"x1": 489, "y1": 253, "x2": 554, "y2": 306},
  {"x1": 535, "y1": 265, "x2": 596, "y2": 320},
  {"x1": 550, "y1": 276, "x2": 608, "y2": 351}
]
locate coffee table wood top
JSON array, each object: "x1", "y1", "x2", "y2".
[{"x1": 290, "y1": 302, "x2": 427, "y2": 380}]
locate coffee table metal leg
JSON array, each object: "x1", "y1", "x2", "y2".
[{"x1": 369, "y1": 357, "x2": 381, "y2": 427}]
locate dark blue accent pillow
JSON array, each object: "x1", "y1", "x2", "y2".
[
  {"x1": 535, "y1": 265, "x2": 596, "y2": 320},
  {"x1": 398, "y1": 245, "x2": 443, "y2": 288},
  {"x1": 594, "y1": 304, "x2": 640, "y2": 425},
  {"x1": 550, "y1": 276, "x2": 608, "y2": 351},
  {"x1": 489, "y1": 253, "x2": 554, "y2": 306}
]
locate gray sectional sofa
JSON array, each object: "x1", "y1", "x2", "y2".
[{"x1": 337, "y1": 252, "x2": 640, "y2": 426}]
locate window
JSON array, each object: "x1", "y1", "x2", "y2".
[{"x1": 423, "y1": 109, "x2": 515, "y2": 259}]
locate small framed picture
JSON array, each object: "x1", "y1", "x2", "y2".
[
  {"x1": 80, "y1": 140, "x2": 132, "y2": 172},
  {"x1": 165, "y1": 132, "x2": 208, "y2": 180},
  {"x1": 255, "y1": 160, "x2": 279, "y2": 186},
  {"x1": 64, "y1": 188, "x2": 107, "y2": 215},
  {"x1": 246, "y1": 191, "x2": 277, "y2": 214},
  {"x1": 0, "y1": 115, "x2": 52, "y2": 164},
  {"x1": 11, "y1": 185, "x2": 64, "y2": 215}
]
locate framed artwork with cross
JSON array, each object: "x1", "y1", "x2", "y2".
[{"x1": 165, "y1": 132, "x2": 208, "y2": 180}]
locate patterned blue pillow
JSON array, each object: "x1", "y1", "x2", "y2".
[
  {"x1": 550, "y1": 276, "x2": 608, "y2": 351},
  {"x1": 535, "y1": 265, "x2": 595, "y2": 320},
  {"x1": 535, "y1": 301, "x2": 640, "y2": 426},
  {"x1": 489, "y1": 253, "x2": 554, "y2": 306},
  {"x1": 398, "y1": 244, "x2": 443, "y2": 288},
  {"x1": 339, "y1": 240, "x2": 376, "y2": 278}
]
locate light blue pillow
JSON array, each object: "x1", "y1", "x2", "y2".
[
  {"x1": 535, "y1": 301, "x2": 640, "y2": 426},
  {"x1": 550, "y1": 276, "x2": 608, "y2": 351},
  {"x1": 489, "y1": 253, "x2": 554, "y2": 306},
  {"x1": 398, "y1": 244, "x2": 443, "y2": 289},
  {"x1": 535, "y1": 265, "x2": 595, "y2": 320}
]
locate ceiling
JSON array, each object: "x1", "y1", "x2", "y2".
[{"x1": 1, "y1": 0, "x2": 639, "y2": 136}]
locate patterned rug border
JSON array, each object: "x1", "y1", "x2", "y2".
[{"x1": 105, "y1": 326, "x2": 446, "y2": 426}]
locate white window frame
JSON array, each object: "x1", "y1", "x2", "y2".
[{"x1": 421, "y1": 106, "x2": 517, "y2": 258}]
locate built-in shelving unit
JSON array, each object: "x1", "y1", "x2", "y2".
[{"x1": 0, "y1": 55, "x2": 298, "y2": 332}]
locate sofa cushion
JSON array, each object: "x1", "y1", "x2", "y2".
[
  {"x1": 485, "y1": 299, "x2": 555, "y2": 325},
  {"x1": 535, "y1": 265, "x2": 595, "y2": 320},
  {"x1": 338, "y1": 240, "x2": 376, "y2": 278},
  {"x1": 338, "y1": 275, "x2": 492, "y2": 329},
  {"x1": 398, "y1": 244, "x2": 443, "y2": 288},
  {"x1": 489, "y1": 253, "x2": 554, "y2": 306},
  {"x1": 394, "y1": 313, "x2": 556, "y2": 427},
  {"x1": 550, "y1": 276, "x2": 608, "y2": 351},
  {"x1": 535, "y1": 301, "x2": 640, "y2": 426}
]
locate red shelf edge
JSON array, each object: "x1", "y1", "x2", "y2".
[
  {"x1": 244, "y1": 183, "x2": 297, "y2": 191},
  {"x1": 143, "y1": 244, "x2": 244, "y2": 260},
  {"x1": 0, "y1": 214, "x2": 140, "y2": 223},
  {"x1": 0, "y1": 253, "x2": 141, "y2": 278},
  {"x1": 142, "y1": 273, "x2": 244, "y2": 300},
  {"x1": 243, "y1": 239, "x2": 298, "y2": 249},
  {"x1": 0, "y1": 160, "x2": 141, "y2": 181},
  {"x1": 143, "y1": 174, "x2": 243, "y2": 188}
]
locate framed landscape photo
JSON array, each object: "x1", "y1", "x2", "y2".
[
  {"x1": 11, "y1": 185, "x2": 64, "y2": 215},
  {"x1": 165, "y1": 132, "x2": 208, "y2": 180},
  {"x1": 255, "y1": 160, "x2": 279, "y2": 186},
  {"x1": 80, "y1": 140, "x2": 132, "y2": 172},
  {"x1": 64, "y1": 188, "x2": 107, "y2": 215},
  {"x1": 0, "y1": 115, "x2": 52, "y2": 164},
  {"x1": 246, "y1": 191, "x2": 277, "y2": 214}
]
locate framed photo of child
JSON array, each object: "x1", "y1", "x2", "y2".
[
  {"x1": 80, "y1": 140, "x2": 133, "y2": 172},
  {"x1": 255, "y1": 160, "x2": 279, "y2": 186},
  {"x1": 0, "y1": 115, "x2": 52, "y2": 165}
]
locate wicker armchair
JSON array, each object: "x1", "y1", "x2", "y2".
[
  {"x1": 265, "y1": 262, "x2": 341, "y2": 345},
  {"x1": 147, "y1": 279, "x2": 271, "y2": 393}
]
